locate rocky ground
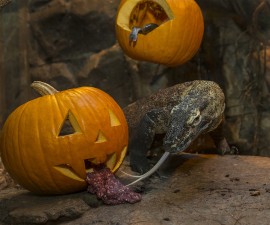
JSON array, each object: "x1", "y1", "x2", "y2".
[{"x1": 1, "y1": 154, "x2": 270, "y2": 225}]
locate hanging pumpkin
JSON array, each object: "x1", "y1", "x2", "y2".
[
  {"x1": 115, "y1": 0, "x2": 204, "y2": 66},
  {"x1": 0, "y1": 81, "x2": 128, "y2": 195}
]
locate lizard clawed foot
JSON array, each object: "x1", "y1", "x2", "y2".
[
  {"x1": 216, "y1": 138, "x2": 239, "y2": 155},
  {"x1": 130, "y1": 154, "x2": 152, "y2": 174},
  {"x1": 217, "y1": 138, "x2": 232, "y2": 155},
  {"x1": 228, "y1": 145, "x2": 239, "y2": 155},
  {"x1": 126, "y1": 152, "x2": 170, "y2": 186}
]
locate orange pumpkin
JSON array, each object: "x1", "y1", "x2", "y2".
[
  {"x1": 115, "y1": 0, "x2": 204, "y2": 66},
  {"x1": 0, "y1": 81, "x2": 128, "y2": 195}
]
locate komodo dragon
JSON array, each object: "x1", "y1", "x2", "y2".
[{"x1": 123, "y1": 80, "x2": 232, "y2": 185}]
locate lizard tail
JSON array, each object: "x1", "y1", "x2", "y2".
[{"x1": 126, "y1": 152, "x2": 170, "y2": 186}]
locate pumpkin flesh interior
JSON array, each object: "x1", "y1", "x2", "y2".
[{"x1": 117, "y1": 0, "x2": 174, "y2": 32}]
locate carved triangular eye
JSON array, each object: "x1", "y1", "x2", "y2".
[
  {"x1": 109, "y1": 109, "x2": 121, "y2": 127},
  {"x1": 59, "y1": 119, "x2": 75, "y2": 136},
  {"x1": 95, "y1": 130, "x2": 107, "y2": 143},
  {"x1": 58, "y1": 110, "x2": 81, "y2": 136}
]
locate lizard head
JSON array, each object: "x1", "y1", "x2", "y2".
[{"x1": 163, "y1": 82, "x2": 225, "y2": 153}]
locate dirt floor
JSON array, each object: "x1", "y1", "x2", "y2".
[{"x1": 1, "y1": 154, "x2": 270, "y2": 225}]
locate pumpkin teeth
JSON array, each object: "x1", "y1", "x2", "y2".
[
  {"x1": 54, "y1": 164, "x2": 85, "y2": 182},
  {"x1": 112, "y1": 146, "x2": 128, "y2": 172},
  {"x1": 86, "y1": 168, "x2": 94, "y2": 173},
  {"x1": 106, "y1": 153, "x2": 117, "y2": 170}
]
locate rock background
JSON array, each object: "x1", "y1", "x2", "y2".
[{"x1": 1, "y1": 0, "x2": 270, "y2": 156}]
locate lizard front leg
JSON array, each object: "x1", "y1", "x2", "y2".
[
  {"x1": 128, "y1": 109, "x2": 169, "y2": 174},
  {"x1": 209, "y1": 120, "x2": 235, "y2": 155}
]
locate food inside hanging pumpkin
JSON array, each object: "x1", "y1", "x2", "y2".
[
  {"x1": 128, "y1": 1, "x2": 172, "y2": 43},
  {"x1": 115, "y1": 0, "x2": 204, "y2": 66},
  {"x1": 129, "y1": 1, "x2": 171, "y2": 29}
]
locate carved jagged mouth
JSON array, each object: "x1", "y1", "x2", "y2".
[
  {"x1": 54, "y1": 164, "x2": 85, "y2": 182},
  {"x1": 54, "y1": 146, "x2": 127, "y2": 182}
]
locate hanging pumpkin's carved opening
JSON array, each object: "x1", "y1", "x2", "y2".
[
  {"x1": 117, "y1": 0, "x2": 174, "y2": 43},
  {"x1": 116, "y1": 0, "x2": 174, "y2": 32},
  {"x1": 129, "y1": 0, "x2": 171, "y2": 30},
  {"x1": 58, "y1": 110, "x2": 81, "y2": 136}
]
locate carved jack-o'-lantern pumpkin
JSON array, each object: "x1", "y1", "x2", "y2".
[
  {"x1": 0, "y1": 82, "x2": 128, "y2": 195},
  {"x1": 115, "y1": 0, "x2": 204, "y2": 66}
]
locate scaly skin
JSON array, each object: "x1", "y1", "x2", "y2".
[
  {"x1": 129, "y1": 23, "x2": 159, "y2": 43},
  {"x1": 0, "y1": 0, "x2": 11, "y2": 8},
  {"x1": 124, "y1": 80, "x2": 231, "y2": 174}
]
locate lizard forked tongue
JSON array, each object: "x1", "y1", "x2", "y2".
[
  {"x1": 86, "y1": 167, "x2": 141, "y2": 205},
  {"x1": 126, "y1": 152, "x2": 170, "y2": 186}
]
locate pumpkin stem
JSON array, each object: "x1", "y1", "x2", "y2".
[{"x1": 31, "y1": 81, "x2": 59, "y2": 96}]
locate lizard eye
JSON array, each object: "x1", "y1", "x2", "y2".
[
  {"x1": 192, "y1": 114, "x2": 201, "y2": 126},
  {"x1": 187, "y1": 110, "x2": 201, "y2": 126}
]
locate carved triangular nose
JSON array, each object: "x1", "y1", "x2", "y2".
[{"x1": 95, "y1": 130, "x2": 107, "y2": 143}]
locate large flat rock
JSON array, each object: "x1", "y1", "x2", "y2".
[{"x1": 1, "y1": 154, "x2": 270, "y2": 224}]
